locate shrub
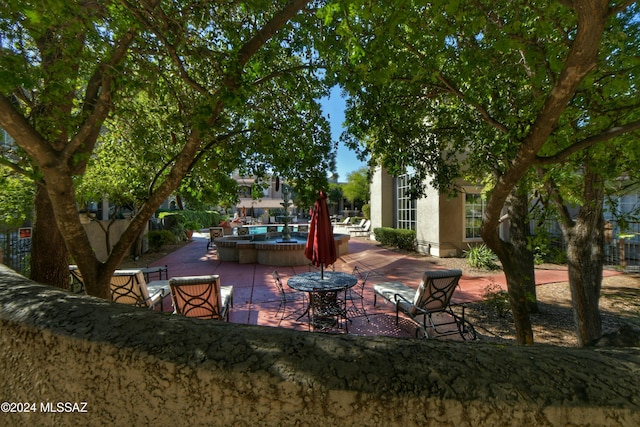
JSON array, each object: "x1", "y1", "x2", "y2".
[
  {"x1": 361, "y1": 204, "x2": 370, "y2": 220},
  {"x1": 148, "y1": 230, "x2": 177, "y2": 251},
  {"x1": 463, "y1": 244, "x2": 501, "y2": 270},
  {"x1": 157, "y1": 210, "x2": 220, "y2": 228},
  {"x1": 482, "y1": 282, "x2": 511, "y2": 318},
  {"x1": 373, "y1": 227, "x2": 416, "y2": 251}
]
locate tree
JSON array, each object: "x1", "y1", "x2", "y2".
[
  {"x1": 342, "y1": 166, "x2": 370, "y2": 208},
  {"x1": 0, "y1": 0, "x2": 334, "y2": 298},
  {"x1": 322, "y1": 0, "x2": 640, "y2": 344},
  {"x1": 327, "y1": 182, "x2": 344, "y2": 213}
]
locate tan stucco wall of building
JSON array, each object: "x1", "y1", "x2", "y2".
[
  {"x1": 81, "y1": 218, "x2": 141, "y2": 262},
  {"x1": 415, "y1": 185, "x2": 440, "y2": 254},
  {"x1": 415, "y1": 185, "x2": 466, "y2": 257},
  {"x1": 1, "y1": 265, "x2": 639, "y2": 426},
  {"x1": 438, "y1": 193, "x2": 465, "y2": 257},
  {"x1": 370, "y1": 167, "x2": 478, "y2": 257},
  {"x1": 370, "y1": 167, "x2": 394, "y2": 234}
]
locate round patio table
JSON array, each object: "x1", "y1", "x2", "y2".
[
  {"x1": 287, "y1": 271, "x2": 358, "y2": 329},
  {"x1": 287, "y1": 271, "x2": 357, "y2": 293}
]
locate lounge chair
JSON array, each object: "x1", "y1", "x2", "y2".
[
  {"x1": 349, "y1": 220, "x2": 371, "y2": 236},
  {"x1": 169, "y1": 275, "x2": 233, "y2": 321},
  {"x1": 207, "y1": 227, "x2": 225, "y2": 250},
  {"x1": 110, "y1": 269, "x2": 169, "y2": 311},
  {"x1": 373, "y1": 269, "x2": 476, "y2": 340},
  {"x1": 334, "y1": 217, "x2": 350, "y2": 226},
  {"x1": 332, "y1": 217, "x2": 350, "y2": 231},
  {"x1": 347, "y1": 218, "x2": 366, "y2": 229}
]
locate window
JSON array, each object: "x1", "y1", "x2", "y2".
[
  {"x1": 619, "y1": 193, "x2": 639, "y2": 216},
  {"x1": 238, "y1": 185, "x2": 252, "y2": 198},
  {"x1": 396, "y1": 174, "x2": 416, "y2": 230},
  {"x1": 464, "y1": 193, "x2": 485, "y2": 240}
]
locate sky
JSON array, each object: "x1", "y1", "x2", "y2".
[{"x1": 320, "y1": 86, "x2": 366, "y2": 181}]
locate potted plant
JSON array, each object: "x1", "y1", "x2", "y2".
[{"x1": 183, "y1": 220, "x2": 202, "y2": 241}]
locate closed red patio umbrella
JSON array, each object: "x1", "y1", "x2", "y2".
[{"x1": 305, "y1": 190, "x2": 337, "y2": 279}]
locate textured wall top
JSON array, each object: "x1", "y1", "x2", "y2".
[{"x1": 1, "y1": 264, "x2": 640, "y2": 426}]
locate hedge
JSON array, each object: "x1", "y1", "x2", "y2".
[
  {"x1": 157, "y1": 210, "x2": 221, "y2": 228},
  {"x1": 373, "y1": 227, "x2": 416, "y2": 251}
]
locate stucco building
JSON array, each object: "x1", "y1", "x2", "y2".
[{"x1": 370, "y1": 167, "x2": 510, "y2": 258}]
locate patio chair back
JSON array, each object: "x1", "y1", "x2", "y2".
[
  {"x1": 411, "y1": 269, "x2": 462, "y2": 315},
  {"x1": 209, "y1": 227, "x2": 224, "y2": 240},
  {"x1": 272, "y1": 270, "x2": 287, "y2": 304},
  {"x1": 308, "y1": 287, "x2": 348, "y2": 333},
  {"x1": 207, "y1": 227, "x2": 225, "y2": 250},
  {"x1": 110, "y1": 269, "x2": 155, "y2": 308},
  {"x1": 346, "y1": 266, "x2": 370, "y2": 320},
  {"x1": 68, "y1": 265, "x2": 85, "y2": 293},
  {"x1": 170, "y1": 275, "x2": 230, "y2": 320}
]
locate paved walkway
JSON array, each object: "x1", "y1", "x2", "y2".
[{"x1": 146, "y1": 231, "x2": 618, "y2": 338}]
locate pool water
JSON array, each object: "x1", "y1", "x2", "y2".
[{"x1": 245, "y1": 225, "x2": 305, "y2": 235}]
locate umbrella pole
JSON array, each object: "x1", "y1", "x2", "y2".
[{"x1": 321, "y1": 263, "x2": 324, "y2": 279}]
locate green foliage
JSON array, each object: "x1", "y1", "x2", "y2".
[
  {"x1": 342, "y1": 167, "x2": 370, "y2": 205},
  {"x1": 482, "y1": 283, "x2": 511, "y2": 318},
  {"x1": 157, "y1": 210, "x2": 220, "y2": 228},
  {"x1": 0, "y1": 167, "x2": 34, "y2": 229},
  {"x1": 361, "y1": 203, "x2": 370, "y2": 219},
  {"x1": 464, "y1": 244, "x2": 501, "y2": 271},
  {"x1": 327, "y1": 183, "x2": 344, "y2": 208},
  {"x1": 1, "y1": 0, "x2": 336, "y2": 297},
  {"x1": 373, "y1": 227, "x2": 416, "y2": 251},
  {"x1": 147, "y1": 230, "x2": 177, "y2": 252},
  {"x1": 531, "y1": 237, "x2": 567, "y2": 265}
]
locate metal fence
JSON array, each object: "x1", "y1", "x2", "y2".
[
  {"x1": 538, "y1": 220, "x2": 640, "y2": 272},
  {"x1": 604, "y1": 220, "x2": 640, "y2": 272},
  {"x1": 0, "y1": 228, "x2": 32, "y2": 275}
]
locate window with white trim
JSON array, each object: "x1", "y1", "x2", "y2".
[
  {"x1": 396, "y1": 174, "x2": 416, "y2": 230},
  {"x1": 464, "y1": 192, "x2": 485, "y2": 240}
]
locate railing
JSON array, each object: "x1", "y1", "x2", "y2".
[
  {"x1": 604, "y1": 220, "x2": 640, "y2": 271},
  {"x1": 0, "y1": 228, "x2": 31, "y2": 275},
  {"x1": 537, "y1": 220, "x2": 640, "y2": 271}
]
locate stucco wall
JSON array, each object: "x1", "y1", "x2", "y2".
[
  {"x1": 1, "y1": 265, "x2": 639, "y2": 426},
  {"x1": 416, "y1": 185, "x2": 440, "y2": 255},
  {"x1": 370, "y1": 167, "x2": 394, "y2": 233},
  {"x1": 81, "y1": 218, "x2": 140, "y2": 261}
]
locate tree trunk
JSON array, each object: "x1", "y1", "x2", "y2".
[
  {"x1": 483, "y1": 223, "x2": 534, "y2": 344},
  {"x1": 30, "y1": 185, "x2": 69, "y2": 289},
  {"x1": 561, "y1": 170, "x2": 605, "y2": 346},
  {"x1": 565, "y1": 219, "x2": 604, "y2": 346},
  {"x1": 505, "y1": 190, "x2": 538, "y2": 313},
  {"x1": 497, "y1": 243, "x2": 535, "y2": 345}
]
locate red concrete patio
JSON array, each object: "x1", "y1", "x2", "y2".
[{"x1": 145, "y1": 231, "x2": 616, "y2": 339}]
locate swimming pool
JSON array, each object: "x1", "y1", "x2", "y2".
[{"x1": 239, "y1": 224, "x2": 307, "y2": 235}]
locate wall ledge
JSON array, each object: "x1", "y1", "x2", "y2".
[{"x1": 1, "y1": 265, "x2": 639, "y2": 426}]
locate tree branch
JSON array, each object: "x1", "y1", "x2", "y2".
[
  {"x1": 535, "y1": 120, "x2": 640, "y2": 165},
  {"x1": 0, "y1": 95, "x2": 56, "y2": 166},
  {"x1": 401, "y1": 39, "x2": 510, "y2": 135},
  {"x1": 65, "y1": 26, "x2": 141, "y2": 161}
]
